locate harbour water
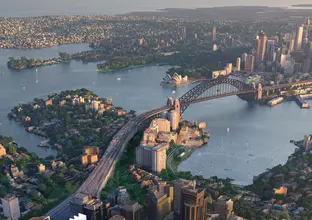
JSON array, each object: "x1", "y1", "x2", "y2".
[{"x1": 0, "y1": 44, "x2": 311, "y2": 184}]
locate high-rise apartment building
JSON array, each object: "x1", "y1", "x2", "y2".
[
  {"x1": 136, "y1": 143, "x2": 167, "y2": 173},
  {"x1": 215, "y1": 196, "x2": 234, "y2": 220},
  {"x1": 1, "y1": 195, "x2": 21, "y2": 220},
  {"x1": 295, "y1": 25, "x2": 304, "y2": 51}
]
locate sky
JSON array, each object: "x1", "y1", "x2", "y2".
[{"x1": 1, "y1": 0, "x2": 312, "y2": 17}]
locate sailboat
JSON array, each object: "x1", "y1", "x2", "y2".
[{"x1": 35, "y1": 72, "x2": 39, "y2": 83}]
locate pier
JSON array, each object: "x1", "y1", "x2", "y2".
[{"x1": 295, "y1": 95, "x2": 310, "y2": 109}]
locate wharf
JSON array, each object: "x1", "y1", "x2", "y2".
[{"x1": 295, "y1": 95, "x2": 310, "y2": 109}]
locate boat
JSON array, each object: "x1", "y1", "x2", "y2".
[
  {"x1": 268, "y1": 97, "x2": 284, "y2": 107},
  {"x1": 226, "y1": 127, "x2": 230, "y2": 132},
  {"x1": 35, "y1": 68, "x2": 38, "y2": 72},
  {"x1": 197, "y1": 153, "x2": 202, "y2": 156},
  {"x1": 172, "y1": 90, "x2": 176, "y2": 94},
  {"x1": 117, "y1": 78, "x2": 121, "y2": 81}
]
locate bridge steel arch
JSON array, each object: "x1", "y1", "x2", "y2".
[{"x1": 178, "y1": 77, "x2": 253, "y2": 114}]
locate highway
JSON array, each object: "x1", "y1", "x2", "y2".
[{"x1": 46, "y1": 106, "x2": 170, "y2": 219}]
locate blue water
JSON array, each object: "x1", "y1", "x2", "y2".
[{"x1": 0, "y1": 44, "x2": 311, "y2": 184}]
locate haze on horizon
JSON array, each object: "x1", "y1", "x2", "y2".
[{"x1": 2, "y1": 0, "x2": 312, "y2": 17}]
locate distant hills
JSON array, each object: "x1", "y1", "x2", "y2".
[{"x1": 292, "y1": 4, "x2": 312, "y2": 7}]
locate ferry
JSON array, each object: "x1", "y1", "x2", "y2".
[{"x1": 268, "y1": 97, "x2": 284, "y2": 107}]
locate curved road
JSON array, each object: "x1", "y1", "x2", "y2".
[{"x1": 46, "y1": 106, "x2": 170, "y2": 219}]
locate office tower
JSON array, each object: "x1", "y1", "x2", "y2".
[
  {"x1": 149, "y1": 191, "x2": 171, "y2": 220},
  {"x1": 289, "y1": 39, "x2": 295, "y2": 52},
  {"x1": 295, "y1": 25, "x2": 304, "y2": 51},
  {"x1": 83, "y1": 199, "x2": 105, "y2": 220},
  {"x1": 303, "y1": 59, "x2": 311, "y2": 73},
  {"x1": 180, "y1": 27, "x2": 187, "y2": 40},
  {"x1": 245, "y1": 55, "x2": 255, "y2": 72},
  {"x1": 120, "y1": 201, "x2": 144, "y2": 220},
  {"x1": 236, "y1": 57, "x2": 241, "y2": 71},
  {"x1": 186, "y1": 24, "x2": 194, "y2": 40},
  {"x1": 254, "y1": 36, "x2": 261, "y2": 66},
  {"x1": 182, "y1": 188, "x2": 207, "y2": 220},
  {"x1": 71, "y1": 193, "x2": 92, "y2": 214},
  {"x1": 1, "y1": 195, "x2": 21, "y2": 220},
  {"x1": 215, "y1": 196, "x2": 234, "y2": 220},
  {"x1": 241, "y1": 53, "x2": 248, "y2": 64},
  {"x1": 212, "y1": 27, "x2": 217, "y2": 41},
  {"x1": 225, "y1": 63, "x2": 232, "y2": 75},
  {"x1": 212, "y1": 44, "x2": 218, "y2": 51},
  {"x1": 266, "y1": 40, "x2": 275, "y2": 61},
  {"x1": 173, "y1": 180, "x2": 195, "y2": 217},
  {"x1": 258, "y1": 32, "x2": 267, "y2": 65},
  {"x1": 280, "y1": 54, "x2": 289, "y2": 68},
  {"x1": 304, "y1": 17, "x2": 311, "y2": 44}
]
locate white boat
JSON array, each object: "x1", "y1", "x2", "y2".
[
  {"x1": 226, "y1": 128, "x2": 230, "y2": 132},
  {"x1": 117, "y1": 78, "x2": 121, "y2": 81},
  {"x1": 172, "y1": 90, "x2": 176, "y2": 94},
  {"x1": 35, "y1": 68, "x2": 38, "y2": 72}
]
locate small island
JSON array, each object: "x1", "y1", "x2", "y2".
[
  {"x1": 7, "y1": 53, "x2": 72, "y2": 70},
  {"x1": 96, "y1": 56, "x2": 155, "y2": 72}
]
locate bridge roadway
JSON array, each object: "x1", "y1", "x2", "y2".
[
  {"x1": 46, "y1": 79, "x2": 312, "y2": 219},
  {"x1": 46, "y1": 106, "x2": 170, "y2": 220}
]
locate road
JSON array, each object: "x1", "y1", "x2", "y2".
[{"x1": 46, "y1": 106, "x2": 170, "y2": 219}]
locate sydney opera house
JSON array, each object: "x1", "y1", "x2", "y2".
[{"x1": 161, "y1": 73, "x2": 188, "y2": 86}]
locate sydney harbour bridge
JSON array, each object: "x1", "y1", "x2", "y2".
[{"x1": 46, "y1": 77, "x2": 312, "y2": 219}]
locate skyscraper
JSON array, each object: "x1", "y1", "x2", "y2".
[
  {"x1": 245, "y1": 55, "x2": 255, "y2": 72},
  {"x1": 236, "y1": 57, "x2": 241, "y2": 71},
  {"x1": 1, "y1": 195, "x2": 21, "y2": 220},
  {"x1": 266, "y1": 40, "x2": 275, "y2": 62},
  {"x1": 181, "y1": 188, "x2": 207, "y2": 220},
  {"x1": 303, "y1": 17, "x2": 310, "y2": 45},
  {"x1": 258, "y1": 31, "x2": 267, "y2": 65},
  {"x1": 295, "y1": 25, "x2": 304, "y2": 51},
  {"x1": 173, "y1": 179, "x2": 195, "y2": 218},
  {"x1": 212, "y1": 27, "x2": 217, "y2": 41},
  {"x1": 215, "y1": 196, "x2": 234, "y2": 220},
  {"x1": 120, "y1": 201, "x2": 144, "y2": 220}
]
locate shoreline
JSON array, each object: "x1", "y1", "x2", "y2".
[
  {"x1": 96, "y1": 64, "x2": 151, "y2": 73},
  {"x1": 160, "y1": 78, "x2": 208, "y2": 87}
]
